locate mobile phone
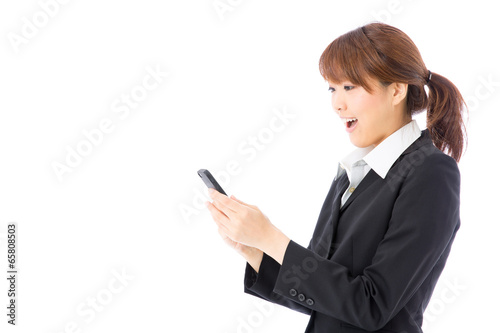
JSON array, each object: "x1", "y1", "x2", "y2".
[{"x1": 197, "y1": 169, "x2": 227, "y2": 196}]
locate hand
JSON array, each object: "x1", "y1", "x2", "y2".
[
  {"x1": 206, "y1": 189, "x2": 272, "y2": 249},
  {"x1": 216, "y1": 225, "x2": 251, "y2": 256},
  {"x1": 216, "y1": 226, "x2": 264, "y2": 272},
  {"x1": 205, "y1": 189, "x2": 290, "y2": 264}
]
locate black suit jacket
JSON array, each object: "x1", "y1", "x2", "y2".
[{"x1": 244, "y1": 129, "x2": 461, "y2": 333}]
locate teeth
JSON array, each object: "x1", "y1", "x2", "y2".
[{"x1": 342, "y1": 118, "x2": 357, "y2": 125}]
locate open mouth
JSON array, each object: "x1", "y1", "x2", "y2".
[
  {"x1": 347, "y1": 118, "x2": 358, "y2": 128},
  {"x1": 342, "y1": 117, "x2": 358, "y2": 132}
]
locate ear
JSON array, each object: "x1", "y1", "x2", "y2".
[{"x1": 391, "y1": 82, "x2": 408, "y2": 106}]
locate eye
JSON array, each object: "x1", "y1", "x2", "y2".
[
  {"x1": 344, "y1": 85, "x2": 355, "y2": 91},
  {"x1": 328, "y1": 87, "x2": 335, "y2": 93}
]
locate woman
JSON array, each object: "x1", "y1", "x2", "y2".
[{"x1": 206, "y1": 22, "x2": 467, "y2": 333}]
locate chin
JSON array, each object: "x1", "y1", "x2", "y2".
[{"x1": 349, "y1": 136, "x2": 371, "y2": 148}]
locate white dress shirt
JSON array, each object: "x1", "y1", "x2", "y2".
[{"x1": 337, "y1": 119, "x2": 422, "y2": 207}]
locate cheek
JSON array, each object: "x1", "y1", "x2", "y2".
[
  {"x1": 353, "y1": 96, "x2": 388, "y2": 142},
  {"x1": 357, "y1": 95, "x2": 387, "y2": 122}
]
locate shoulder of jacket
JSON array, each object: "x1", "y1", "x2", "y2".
[{"x1": 406, "y1": 144, "x2": 460, "y2": 183}]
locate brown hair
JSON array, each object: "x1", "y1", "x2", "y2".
[{"x1": 319, "y1": 22, "x2": 468, "y2": 162}]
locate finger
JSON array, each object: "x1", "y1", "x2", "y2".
[
  {"x1": 218, "y1": 229, "x2": 238, "y2": 248},
  {"x1": 209, "y1": 189, "x2": 241, "y2": 215},
  {"x1": 230, "y1": 195, "x2": 244, "y2": 204},
  {"x1": 212, "y1": 213, "x2": 231, "y2": 238},
  {"x1": 206, "y1": 201, "x2": 231, "y2": 232},
  {"x1": 230, "y1": 195, "x2": 258, "y2": 210},
  {"x1": 217, "y1": 227, "x2": 232, "y2": 242},
  {"x1": 211, "y1": 199, "x2": 229, "y2": 218},
  {"x1": 217, "y1": 227, "x2": 227, "y2": 239}
]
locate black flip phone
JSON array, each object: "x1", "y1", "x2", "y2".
[{"x1": 197, "y1": 169, "x2": 227, "y2": 196}]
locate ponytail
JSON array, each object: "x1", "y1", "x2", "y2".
[{"x1": 425, "y1": 72, "x2": 468, "y2": 162}]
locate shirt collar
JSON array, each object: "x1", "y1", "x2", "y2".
[{"x1": 339, "y1": 119, "x2": 421, "y2": 179}]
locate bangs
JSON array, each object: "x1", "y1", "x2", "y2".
[{"x1": 319, "y1": 27, "x2": 386, "y2": 94}]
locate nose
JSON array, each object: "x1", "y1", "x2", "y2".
[{"x1": 331, "y1": 94, "x2": 346, "y2": 115}]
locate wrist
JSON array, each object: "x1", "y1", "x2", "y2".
[
  {"x1": 241, "y1": 245, "x2": 262, "y2": 260},
  {"x1": 242, "y1": 247, "x2": 264, "y2": 273},
  {"x1": 260, "y1": 226, "x2": 290, "y2": 265}
]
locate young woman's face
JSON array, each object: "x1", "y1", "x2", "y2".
[{"x1": 328, "y1": 78, "x2": 408, "y2": 148}]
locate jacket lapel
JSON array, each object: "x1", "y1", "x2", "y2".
[
  {"x1": 339, "y1": 129, "x2": 432, "y2": 213},
  {"x1": 339, "y1": 168, "x2": 380, "y2": 213},
  {"x1": 322, "y1": 173, "x2": 349, "y2": 258},
  {"x1": 324, "y1": 129, "x2": 433, "y2": 256}
]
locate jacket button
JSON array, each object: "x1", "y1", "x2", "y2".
[
  {"x1": 289, "y1": 289, "x2": 297, "y2": 297},
  {"x1": 306, "y1": 298, "x2": 314, "y2": 306},
  {"x1": 298, "y1": 293, "x2": 305, "y2": 302}
]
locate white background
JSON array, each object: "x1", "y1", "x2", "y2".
[{"x1": 0, "y1": 0, "x2": 499, "y2": 332}]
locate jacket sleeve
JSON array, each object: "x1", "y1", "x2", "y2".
[
  {"x1": 243, "y1": 253, "x2": 312, "y2": 315},
  {"x1": 270, "y1": 153, "x2": 461, "y2": 331},
  {"x1": 242, "y1": 173, "x2": 343, "y2": 315}
]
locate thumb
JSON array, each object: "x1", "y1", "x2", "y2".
[{"x1": 231, "y1": 195, "x2": 258, "y2": 210}]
